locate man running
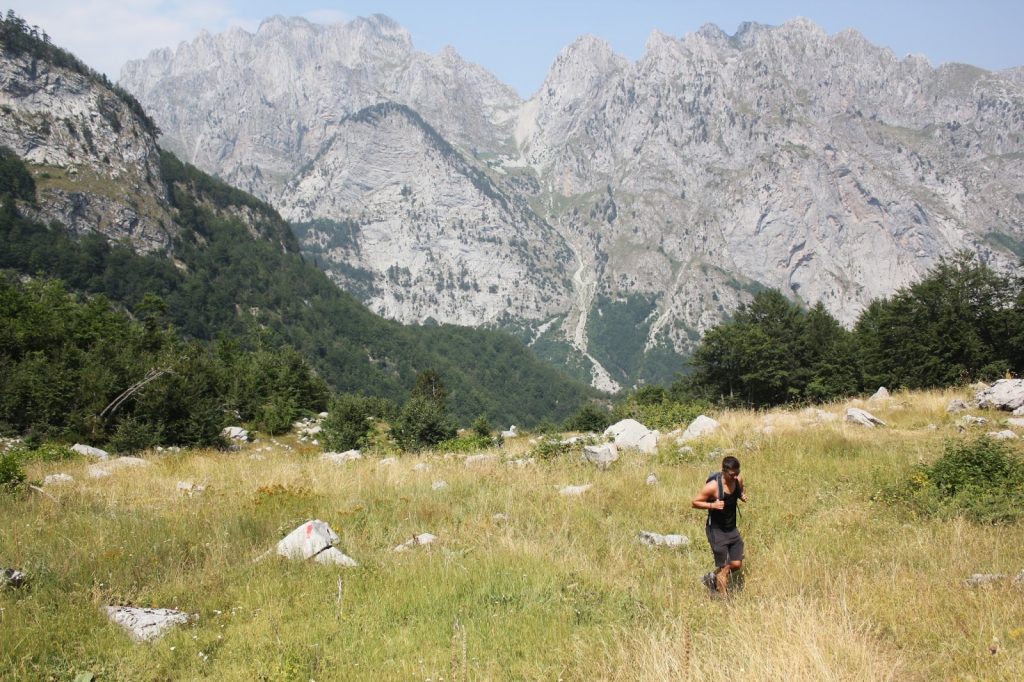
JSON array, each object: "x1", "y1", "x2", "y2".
[{"x1": 692, "y1": 455, "x2": 747, "y2": 596}]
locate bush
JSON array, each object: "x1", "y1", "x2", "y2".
[
  {"x1": 321, "y1": 394, "x2": 385, "y2": 452},
  {"x1": 437, "y1": 433, "x2": 495, "y2": 453},
  {"x1": 0, "y1": 449, "x2": 26, "y2": 492},
  {"x1": 529, "y1": 435, "x2": 573, "y2": 461},
  {"x1": 563, "y1": 403, "x2": 611, "y2": 433},
  {"x1": 471, "y1": 415, "x2": 492, "y2": 438},
  {"x1": 883, "y1": 437, "x2": 1024, "y2": 524},
  {"x1": 392, "y1": 396, "x2": 457, "y2": 452},
  {"x1": 107, "y1": 415, "x2": 161, "y2": 455},
  {"x1": 255, "y1": 395, "x2": 297, "y2": 436}
]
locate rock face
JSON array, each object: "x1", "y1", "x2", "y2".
[
  {"x1": 121, "y1": 15, "x2": 1024, "y2": 388},
  {"x1": 0, "y1": 51, "x2": 175, "y2": 253}
]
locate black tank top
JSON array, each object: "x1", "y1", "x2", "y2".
[{"x1": 708, "y1": 476, "x2": 742, "y2": 532}]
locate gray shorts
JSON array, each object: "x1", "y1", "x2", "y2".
[{"x1": 706, "y1": 526, "x2": 744, "y2": 568}]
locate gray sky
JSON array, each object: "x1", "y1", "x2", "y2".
[{"x1": 6, "y1": 1, "x2": 1024, "y2": 97}]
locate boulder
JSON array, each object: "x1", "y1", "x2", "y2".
[
  {"x1": 378, "y1": 457, "x2": 398, "y2": 467},
  {"x1": 431, "y1": 480, "x2": 448, "y2": 490},
  {"x1": 500, "y1": 425, "x2": 519, "y2": 438},
  {"x1": 413, "y1": 462, "x2": 430, "y2": 472},
  {"x1": 845, "y1": 408, "x2": 885, "y2": 428},
  {"x1": 868, "y1": 386, "x2": 891, "y2": 402},
  {"x1": 277, "y1": 520, "x2": 340, "y2": 561},
  {"x1": 313, "y1": 547, "x2": 358, "y2": 567},
  {"x1": 975, "y1": 379, "x2": 1024, "y2": 412},
  {"x1": 604, "y1": 419, "x2": 659, "y2": 452},
  {"x1": 988, "y1": 430, "x2": 1018, "y2": 440},
  {"x1": 582, "y1": 443, "x2": 618, "y2": 470},
  {"x1": 1007, "y1": 418, "x2": 1024, "y2": 428},
  {"x1": 87, "y1": 456, "x2": 150, "y2": 478},
  {"x1": 322, "y1": 449, "x2": 362, "y2": 465},
  {"x1": 393, "y1": 533, "x2": 437, "y2": 552},
  {"x1": 105, "y1": 606, "x2": 193, "y2": 641},
  {"x1": 946, "y1": 399, "x2": 968, "y2": 413},
  {"x1": 221, "y1": 426, "x2": 249, "y2": 441},
  {"x1": 1015, "y1": 406, "x2": 1024, "y2": 417},
  {"x1": 680, "y1": 415, "x2": 721, "y2": 441},
  {"x1": 559, "y1": 484, "x2": 592, "y2": 496},
  {"x1": 646, "y1": 472, "x2": 659, "y2": 486},
  {"x1": 465, "y1": 454, "x2": 499, "y2": 467},
  {"x1": 72, "y1": 443, "x2": 109, "y2": 460},
  {"x1": 505, "y1": 457, "x2": 535, "y2": 468},
  {"x1": 44, "y1": 473, "x2": 74, "y2": 485},
  {"x1": 638, "y1": 531, "x2": 689, "y2": 549}
]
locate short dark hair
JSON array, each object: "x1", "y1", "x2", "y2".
[{"x1": 722, "y1": 455, "x2": 740, "y2": 473}]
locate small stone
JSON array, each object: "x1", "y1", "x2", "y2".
[
  {"x1": 2, "y1": 567, "x2": 27, "y2": 589},
  {"x1": 431, "y1": 480, "x2": 448, "y2": 490},
  {"x1": 394, "y1": 533, "x2": 437, "y2": 552},
  {"x1": 322, "y1": 449, "x2": 362, "y2": 464},
  {"x1": 559, "y1": 484, "x2": 592, "y2": 496},
  {"x1": 44, "y1": 473, "x2": 74, "y2": 485},
  {"x1": 964, "y1": 573, "x2": 1006, "y2": 587},
  {"x1": 646, "y1": 472, "x2": 659, "y2": 486}
]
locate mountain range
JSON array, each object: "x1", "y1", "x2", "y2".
[
  {"x1": 0, "y1": 16, "x2": 592, "y2": 426},
  {"x1": 118, "y1": 15, "x2": 1024, "y2": 390}
]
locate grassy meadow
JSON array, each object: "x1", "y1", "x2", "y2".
[{"x1": 2, "y1": 388, "x2": 1023, "y2": 680}]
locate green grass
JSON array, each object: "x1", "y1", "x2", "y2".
[{"x1": 3, "y1": 388, "x2": 1024, "y2": 680}]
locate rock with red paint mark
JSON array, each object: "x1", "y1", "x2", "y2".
[{"x1": 276, "y1": 520, "x2": 341, "y2": 560}]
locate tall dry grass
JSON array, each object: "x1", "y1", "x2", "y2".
[{"x1": 2, "y1": 388, "x2": 1022, "y2": 680}]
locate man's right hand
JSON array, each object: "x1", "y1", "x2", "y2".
[{"x1": 709, "y1": 500, "x2": 725, "y2": 510}]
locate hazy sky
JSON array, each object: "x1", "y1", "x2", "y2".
[{"x1": 7, "y1": 1, "x2": 1024, "y2": 97}]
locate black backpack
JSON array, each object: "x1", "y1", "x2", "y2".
[{"x1": 706, "y1": 471, "x2": 742, "y2": 521}]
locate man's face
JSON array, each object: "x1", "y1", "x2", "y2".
[{"x1": 723, "y1": 468, "x2": 739, "y2": 483}]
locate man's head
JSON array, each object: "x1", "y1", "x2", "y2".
[{"x1": 722, "y1": 455, "x2": 740, "y2": 480}]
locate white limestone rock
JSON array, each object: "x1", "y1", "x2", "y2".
[
  {"x1": 105, "y1": 606, "x2": 193, "y2": 641},
  {"x1": 638, "y1": 531, "x2": 689, "y2": 549},
  {"x1": 845, "y1": 408, "x2": 885, "y2": 428},
  {"x1": 277, "y1": 520, "x2": 340, "y2": 561},
  {"x1": 432, "y1": 480, "x2": 449, "y2": 490},
  {"x1": 976, "y1": 379, "x2": 1024, "y2": 412},
  {"x1": 72, "y1": 443, "x2": 109, "y2": 460},
  {"x1": 505, "y1": 457, "x2": 536, "y2": 468},
  {"x1": 221, "y1": 426, "x2": 249, "y2": 441},
  {"x1": 313, "y1": 547, "x2": 359, "y2": 567},
  {"x1": 582, "y1": 442, "x2": 619, "y2": 470},
  {"x1": 44, "y1": 473, "x2": 74, "y2": 485},
  {"x1": 680, "y1": 416, "x2": 720, "y2": 441},
  {"x1": 946, "y1": 399, "x2": 969, "y2": 413},
  {"x1": 646, "y1": 472, "x2": 659, "y2": 486},
  {"x1": 176, "y1": 481, "x2": 206, "y2": 495},
  {"x1": 988, "y1": 430, "x2": 1018, "y2": 440},
  {"x1": 393, "y1": 533, "x2": 437, "y2": 552},
  {"x1": 501, "y1": 425, "x2": 519, "y2": 438},
  {"x1": 559, "y1": 484, "x2": 592, "y2": 497},
  {"x1": 322, "y1": 449, "x2": 363, "y2": 465},
  {"x1": 868, "y1": 386, "x2": 890, "y2": 402}
]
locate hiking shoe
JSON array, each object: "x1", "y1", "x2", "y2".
[{"x1": 701, "y1": 572, "x2": 717, "y2": 593}]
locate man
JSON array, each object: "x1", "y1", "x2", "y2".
[{"x1": 692, "y1": 455, "x2": 747, "y2": 596}]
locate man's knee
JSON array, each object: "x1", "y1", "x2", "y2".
[{"x1": 728, "y1": 560, "x2": 743, "y2": 571}]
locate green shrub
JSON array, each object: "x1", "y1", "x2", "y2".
[
  {"x1": 437, "y1": 433, "x2": 495, "y2": 453},
  {"x1": 884, "y1": 437, "x2": 1024, "y2": 524},
  {"x1": 529, "y1": 436, "x2": 573, "y2": 461},
  {"x1": 392, "y1": 396, "x2": 457, "y2": 452},
  {"x1": 107, "y1": 415, "x2": 161, "y2": 455},
  {"x1": 471, "y1": 415, "x2": 492, "y2": 438},
  {"x1": 0, "y1": 449, "x2": 26, "y2": 491},
  {"x1": 255, "y1": 395, "x2": 297, "y2": 436},
  {"x1": 15, "y1": 442, "x2": 77, "y2": 462},
  {"x1": 321, "y1": 394, "x2": 386, "y2": 452},
  {"x1": 563, "y1": 403, "x2": 611, "y2": 433}
]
